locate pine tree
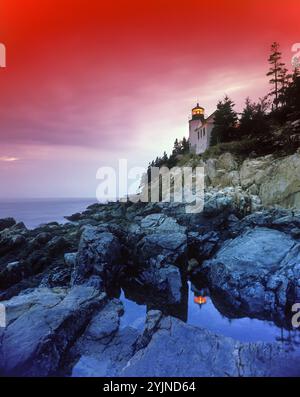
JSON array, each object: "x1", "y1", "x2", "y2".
[
  {"x1": 267, "y1": 42, "x2": 286, "y2": 109},
  {"x1": 172, "y1": 138, "x2": 180, "y2": 155},
  {"x1": 239, "y1": 97, "x2": 254, "y2": 136},
  {"x1": 162, "y1": 151, "x2": 168, "y2": 163},
  {"x1": 210, "y1": 96, "x2": 238, "y2": 145},
  {"x1": 278, "y1": 66, "x2": 292, "y2": 107},
  {"x1": 239, "y1": 97, "x2": 269, "y2": 138},
  {"x1": 284, "y1": 68, "x2": 300, "y2": 120},
  {"x1": 181, "y1": 136, "x2": 189, "y2": 153}
]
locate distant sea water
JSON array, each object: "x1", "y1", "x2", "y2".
[{"x1": 0, "y1": 198, "x2": 97, "y2": 229}]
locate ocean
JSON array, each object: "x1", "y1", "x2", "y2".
[{"x1": 0, "y1": 198, "x2": 96, "y2": 229}]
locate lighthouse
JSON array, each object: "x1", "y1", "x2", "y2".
[{"x1": 188, "y1": 103, "x2": 215, "y2": 154}]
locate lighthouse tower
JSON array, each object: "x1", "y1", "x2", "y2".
[{"x1": 188, "y1": 103, "x2": 215, "y2": 154}]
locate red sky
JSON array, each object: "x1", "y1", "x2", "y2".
[{"x1": 0, "y1": 0, "x2": 299, "y2": 198}]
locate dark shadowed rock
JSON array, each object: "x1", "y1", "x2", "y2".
[
  {"x1": 0, "y1": 218, "x2": 16, "y2": 232},
  {"x1": 46, "y1": 236, "x2": 70, "y2": 256},
  {"x1": 72, "y1": 226, "x2": 122, "y2": 288},
  {"x1": 135, "y1": 232, "x2": 187, "y2": 304},
  {"x1": 65, "y1": 213, "x2": 82, "y2": 222},
  {"x1": 0, "y1": 260, "x2": 28, "y2": 289},
  {"x1": 33, "y1": 232, "x2": 52, "y2": 245},
  {"x1": 188, "y1": 230, "x2": 220, "y2": 263},
  {"x1": 136, "y1": 232, "x2": 187, "y2": 264}
]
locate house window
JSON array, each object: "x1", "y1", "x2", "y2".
[
  {"x1": 203, "y1": 127, "x2": 206, "y2": 136},
  {"x1": 197, "y1": 130, "x2": 199, "y2": 140}
]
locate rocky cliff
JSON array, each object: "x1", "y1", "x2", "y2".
[
  {"x1": 0, "y1": 151, "x2": 300, "y2": 377},
  {"x1": 204, "y1": 150, "x2": 300, "y2": 210}
]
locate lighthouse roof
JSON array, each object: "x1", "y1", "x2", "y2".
[{"x1": 192, "y1": 103, "x2": 204, "y2": 111}]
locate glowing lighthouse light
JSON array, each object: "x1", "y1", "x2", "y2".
[
  {"x1": 194, "y1": 296, "x2": 207, "y2": 305},
  {"x1": 192, "y1": 104, "x2": 204, "y2": 118}
]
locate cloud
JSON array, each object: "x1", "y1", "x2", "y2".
[{"x1": 0, "y1": 156, "x2": 19, "y2": 162}]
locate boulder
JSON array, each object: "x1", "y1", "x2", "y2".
[
  {"x1": 0, "y1": 218, "x2": 16, "y2": 232},
  {"x1": 140, "y1": 214, "x2": 186, "y2": 234},
  {"x1": 188, "y1": 231, "x2": 220, "y2": 263},
  {"x1": 72, "y1": 226, "x2": 122, "y2": 288},
  {"x1": 202, "y1": 152, "x2": 300, "y2": 212},
  {"x1": 239, "y1": 155, "x2": 274, "y2": 189},
  {"x1": 200, "y1": 227, "x2": 300, "y2": 324},
  {"x1": 0, "y1": 260, "x2": 28, "y2": 290},
  {"x1": 121, "y1": 316, "x2": 300, "y2": 377},
  {"x1": 136, "y1": 232, "x2": 187, "y2": 263},
  {"x1": 205, "y1": 158, "x2": 218, "y2": 186},
  {"x1": 134, "y1": 310, "x2": 163, "y2": 350},
  {"x1": 135, "y1": 232, "x2": 187, "y2": 304},
  {"x1": 71, "y1": 326, "x2": 139, "y2": 377},
  {"x1": 0, "y1": 286, "x2": 107, "y2": 376},
  {"x1": 33, "y1": 232, "x2": 52, "y2": 245},
  {"x1": 205, "y1": 153, "x2": 240, "y2": 188},
  {"x1": 65, "y1": 212, "x2": 82, "y2": 222},
  {"x1": 45, "y1": 236, "x2": 70, "y2": 256},
  {"x1": 70, "y1": 298, "x2": 138, "y2": 377},
  {"x1": 216, "y1": 152, "x2": 238, "y2": 172},
  {"x1": 40, "y1": 265, "x2": 71, "y2": 287},
  {"x1": 203, "y1": 187, "x2": 254, "y2": 217},
  {"x1": 85, "y1": 299, "x2": 124, "y2": 341},
  {"x1": 259, "y1": 153, "x2": 300, "y2": 208}
]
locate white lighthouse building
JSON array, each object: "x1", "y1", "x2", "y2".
[{"x1": 188, "y1": 103, "x2": 215, "y2": 154}]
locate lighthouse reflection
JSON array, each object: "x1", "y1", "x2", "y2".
[{"x1": 118, "y1": 277, "x2": 300, "y2": 351}]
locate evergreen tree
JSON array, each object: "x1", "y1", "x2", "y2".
[
  {"x1": 172, "y1": 138, "x2": 180, "y2": 155},
  {"x1": 284, "y1": 68, "x2": 300, "y2": 120},
  {"x1": 154, "y1": 156, "x2": 160, "y2": 167},
  {"x1": 239, "y1": 97, "x2": 270, "y2": 138},
  {"x1": 239, "y1": 97, "x2": 254, "y2": 136},
  {"x1": 267, "y1": 42, "x2": 286, "y2": 109},
  {"x1": 181, "y1": 136, "x2": 189, "y2": 153},
  {"x1": 162, "y1": 151, "x2": 168, "y2": 163},
  {"x1": 210, "y1": 96, "x2": 238, "y2": 145},
  {"x1": 278, "y1": 66, "x2": 292, "y2": 106}
]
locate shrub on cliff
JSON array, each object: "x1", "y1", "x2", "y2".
[{"x1": 210, "y1": 96, "x2": 239, "y2": 145}]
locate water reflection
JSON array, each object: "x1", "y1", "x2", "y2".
[
  {"x1": 119, "y1": 278, "x2": 300, "y2": 351},
  {"x1": 120, "y1": 278, "x2": 189, "y2": 322}
]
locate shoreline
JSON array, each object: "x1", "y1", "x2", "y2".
[{"x1": 0, "y1": 196, "x2": 300, "y2": 376}]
